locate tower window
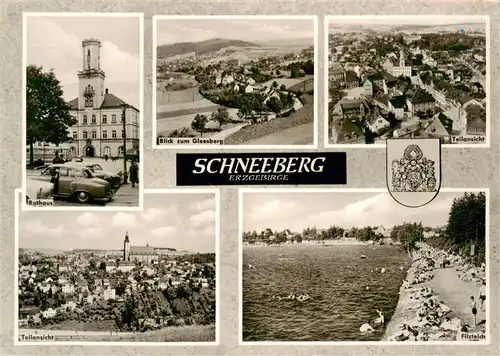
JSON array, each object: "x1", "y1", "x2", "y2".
[
  {"x1": 91, "y1": 130, "x2": 97, "y2": 139},
  {"x1": 92, "y1": 115, "x2": 96, "y2": 124},
  {"x1": 102, "y1": 130, "x2": 107, "y2": 139},
  {"x1": 83, "y1": 115, "x2": 87, "y2": 124},
  {"x1": 83, "y1": 131, "x2": 88, "y2": 139},
  {"x1": 112, "y1": 130, "x2": 117, "y2": 138},
  {"x1": 102, "y1": 115, "x2": 107, "y2": 123},
  {"x1": 112, "y1": 114, "x2": 117, "y2": 123},
  {"x1": 72, "y1": 132, "x2": 77, "y2": 139}
]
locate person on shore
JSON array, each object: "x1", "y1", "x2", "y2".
[
  {"x1": 470, "y1": 296, "x2": 477, "y2": 327},
  {"x1": 50, "y1": 168, "x2": 60, "y2": 195},
  {"x1": 478, "y1": 281, "x2": 486, "y2": 311},
  {"x1": 129, "y1": 160, "x2": 139, "y2": 188}
]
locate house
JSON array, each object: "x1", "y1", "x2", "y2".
[
  {"x1": 222, "y1": 74, "x2": 234, "y2": 86},
  {"x1": 393, "y1": 117, "x2": 421, "y2": 138},
  {"x1": 103, "y1": 287, "x2": 116, "y2": 301},
  {"x1": 330, "y1": 119, "x2": 365, "y2": 144},
  {"x1": 57, "y1": 277, "x2": 68, "y2": 285},
  {"x1": 466, "y1": 116, "x2": 486, "y2": 136},
  {"x1": 247, "y1": 78, "x2": 256, "y2": 85},
  {"x1": 363, "y1": 80, "x2": 373, "y2": 96},
  {"x1": 244, "y1": 84, "x2": 254, "y2": 93},
  {"x1": 62, "y1": 283, "x2": 75, "y2": 294},
  {"x1": 424, "y1": 113, "x2": 453, "y2": 142},
  {"x1": 458, "y1": 95, "x2": 482, "y2": 110},
  {"x1": 103, "y1": 279, "x2": 110, "y2": 287},
  {"x1": 329, "y1": 64, "x2": 345, "y2": 82},
  {"x1": 334, "y1": 98, "x2": 370, "y2": 119},
  {"x1": 345, "y1": 71, "x2": 359, "y2": 89},
  {"x1": 80, "y1": 292, "x2": 94, "y2": 304},
  {"x1": 388, "y1": 95, "x2": 407, "y2": 119},
  {"x1": 58, "y1": 266, "x2": 69, "y2": 273},
  {"x1": 233, "y1": 84, "x2": 240, "y2": 93},
  {"x1": 42, "y1": 308, "x2": 57, "y2": 318},
  {"x1": 61, "y1": 301, "x2": 77, "y2": 311},
  {"x1": 117, "y1": 263, "x2": 135, "y2": 273},
  {"x1": 406, "y1": 89, "x2": 435, "y2": 114},
  {"x1": 367, "y1": 115, "x2": 390, "y2": 133},
  {"x1": 142, "y1": 266, "x2": 155, "y2": 277}
]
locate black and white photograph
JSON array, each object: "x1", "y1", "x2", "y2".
[
  {"x1": 154, "y1": 16, "x2": 317, "y2": 148},
  {"x1": 15, "y1": 189, "x2": 218, "y2": 344},
  {"x1": 326, "y1": 16, "x2": 488, "y2": 147},
  {"x1": 23, "y1": 13, "x2": 143, "y2": 208},
  {"x1": 240, "y1": 189, "x2": 488, "y2": 343}
]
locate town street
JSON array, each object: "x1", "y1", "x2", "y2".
[{"x1": 26, "y1": 157, "x2": 140, "y2": 207}]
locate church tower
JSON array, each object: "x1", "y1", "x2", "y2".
[
  {"x1": 399, "y1": 48, "x2": 405, "y2": 67},
  {"x1": 123, "y1": 231, "x2": 130, "y2": 262},
  {"x1": 78, "y1": 38, "x2": 106, "y2": 110}
]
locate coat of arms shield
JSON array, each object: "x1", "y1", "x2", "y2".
[{"x1": 386, "y1": 138, "x2": 441, "y2": 208}]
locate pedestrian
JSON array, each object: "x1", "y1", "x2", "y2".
[
  {"x1": 470, "y1": 296, "x2": 477, "y2": 327},
  {"x1": 478, "y1": 280, "x2": 486, "y2": 311},
  {"x1": 129, "y1": 160, "x2": 139, "y2": 188},
  {"x1": 50, "y1": 169, "x2": 60, "y2": 195}
]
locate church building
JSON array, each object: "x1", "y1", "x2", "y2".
[
  {"x1": 123, "y1": 231, "x2": 159, "y2": 264},
  {"x1": 66, "y1": 38, "x2": 140, "y2": 158},
  {"x1": 391, "y1": 48, "x2": 412, "y2": 78}
]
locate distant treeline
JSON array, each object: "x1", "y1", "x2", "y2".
[
  {"x1": 173, "y1": 253, "x2": 215, "y2": 265},
  {"x1": 243, "y1": 192, "x2": 486, "y2": 265}
]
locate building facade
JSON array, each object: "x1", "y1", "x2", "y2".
[
  {"x1": 67, "y1": 38, "x2": 140, "y2": 158},
  {"x1": 123, "y1": 231, "x2": 159, "y2": 264},
  {"x1": 391, "y1": 49, "x2": 412, "y2": 77}
]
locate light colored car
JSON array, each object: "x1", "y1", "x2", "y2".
[
  {"x1": 25, "y1": 180, "x2": 53, "y2": 201},
  {"x1": 29, "y1": 163, "x2": 114, "y2": 203}
]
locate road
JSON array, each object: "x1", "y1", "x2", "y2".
[
  {"x1": 240, "y1": 123, "x2": 314, "y2": 145},
  {"x1": 428, "y1": 268, "x2": 486, "y2": 328}
]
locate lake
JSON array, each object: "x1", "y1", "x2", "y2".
[{"x1": 242, "y1": 244, "x2": 411, "y2": 341}]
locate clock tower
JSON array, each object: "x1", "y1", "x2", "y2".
[{"x1": 78, "y1": 38, "x2": 106, "y2": 109}]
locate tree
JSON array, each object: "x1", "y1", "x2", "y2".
[
  {"x1": 168, "y1": 127, "x2": 190, "y2": 138},
  {"x1": 272, "y1": 81, "x2": 278, "y2": 89},
  {"x1": 26, "y1": 65, "x2": 76, "y2": 166},
  {"x1": 191, "y1": 114, "x2": 209, "y2": 137},
  {"x1": 445, "y1": 192, "x2": 486, "y2": 265},
  {"x1": 266, "y1": 96, "x2": 283, "y2": 114},
  {"x1": 210, "y1": 107, "x2": 230, "y2": 129},
  {"x1": 99, "y1": 261, "x2": 106, "y2": 270}
]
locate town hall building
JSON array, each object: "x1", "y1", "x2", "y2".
[
  {"x1": 67, "y1": 38, "x2": 140, "y2": 158},
  {"x1": 123, "y1": 231, "x2": 159, "y2": 264}
]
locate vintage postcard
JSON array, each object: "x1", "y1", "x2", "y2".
[
  {"x1": 15, "y1": 189, "x2": 219, "y2": 345},
  {"x1": 22, "y1": 13, "x2": 144, "y2": 210},
  {"x1": 153, "y1": 16, "x2": 318, "y2": 149},
  {"x1": 325, "y1": 15, "x2": 489, "y2": 147},
  {"x1": 239, "y1": 188, "x2": 489, "y2": 344}
]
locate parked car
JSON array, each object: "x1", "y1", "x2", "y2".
[
  {"x1": 25, "y1": 180, "x2": 53, "y2": 201},
  {"x1": 84, "y1": 163, "x2": 122, "y2": 188},
  {"x1": 29, "y1": 164, "x2": 114, "y2": 203}
]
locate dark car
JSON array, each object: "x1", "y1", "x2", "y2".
[{"x1": 84, "y1": 163, "x2": 123, "y2": 188}]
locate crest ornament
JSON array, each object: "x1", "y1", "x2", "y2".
[{"x1": 386, "y1": 139, "x2": 441, "y2": 208}]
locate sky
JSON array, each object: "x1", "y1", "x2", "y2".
[
  {"x1": 19, "y1": 193, "x2": 216, "y2": 253},
  {"x1": 156, "y1": 18, "x2": 314, "y2": 45},
  {"x1": 26, "y1": 15, "x2": 141, "y2": 108},
  {"x1": 242, "y1": 191, "x2": 477, "y2": 233},
  {"x1": 328, "y1": 15, "x2": 486, "y2": 28}
]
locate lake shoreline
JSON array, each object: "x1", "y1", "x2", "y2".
[
  {"x1": 382, "y1": 243, "x2": 486, "y2": 342},
  {"x1": 243, "y1": 238, "x2": 399, "y2": 248}
]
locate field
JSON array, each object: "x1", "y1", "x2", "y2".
[
  {"x1": 19, "y1": 324, "x2": 216, "y2": 342},
  {"x1": 224, "y1": 94, "x2": 314, "y2": 145}
]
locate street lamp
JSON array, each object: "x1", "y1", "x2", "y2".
[{"x1": 122, "y1": 104, "x2": 128, "y2": 184}]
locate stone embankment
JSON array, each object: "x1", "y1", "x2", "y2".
[{"x1": 383, "y1": 243, "x2": 486, "y2": 342}]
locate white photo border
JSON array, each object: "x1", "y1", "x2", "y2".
[
  {"x1": 21, "y1": 12, "x2": 145, "y2": 211},
  {"x1": 323, "y1": 15, "x2": 491, "y2": 149},
  {"x1": 14, "y1": 188, "x2": 220, "y2": 346},
  {"x1": 152, "y1": 15, "x2": 319, "y2": 150},
  {"x1": 238, "y1": 187, "x2": 490, "y2": 346}
]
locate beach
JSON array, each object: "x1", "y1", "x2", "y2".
[{"x1": 383, "y1": 242, "x2": 486, "y2": 342}]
